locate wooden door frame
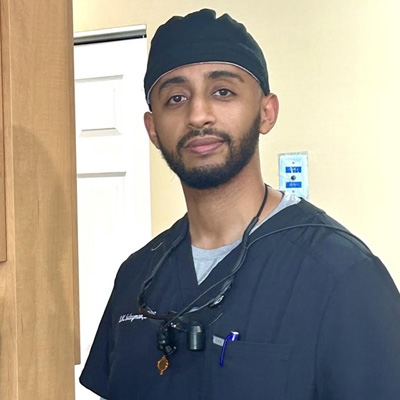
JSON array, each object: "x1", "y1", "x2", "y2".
[
  {"x1": 0, "y1": 0, "x2": 79, "y2": 398},
  {"x1": 0, "y1": 15, "x2": 6, "y2": 262}
]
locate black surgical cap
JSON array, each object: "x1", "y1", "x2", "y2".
[{"x1": 144, "y1": 9, "x2": 270, "y2": 105}]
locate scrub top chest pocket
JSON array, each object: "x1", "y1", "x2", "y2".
[{"x1": 206, "y1": 339, "x2": 291, "y2": 400}]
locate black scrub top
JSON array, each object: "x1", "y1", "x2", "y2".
[{"x1": 80, "y1": 200, "x2": 400, "y2": 400}]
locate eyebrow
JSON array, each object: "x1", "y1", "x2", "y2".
[
  {"x1": 157, "y1": 76, "x2": 187, "y2": 94},
  {"x1": 206, "y1": 70, "x2": 245, "y2": 82}
]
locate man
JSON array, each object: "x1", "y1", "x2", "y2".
[{"x1": 80, "y1": 9, "x2": 400, "y2": 400}]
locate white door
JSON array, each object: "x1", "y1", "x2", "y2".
[{"x1": 73, "y1": 31, "x2": 151, "y2": 399}]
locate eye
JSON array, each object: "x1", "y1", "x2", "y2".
[
  {"x1": 167, "y1": 94, "x2": 187, "y2": 105},
  {"x1": 214, "y1": 88, "x2": 234, "y2": 97}
]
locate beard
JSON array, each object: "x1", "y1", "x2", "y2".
[{"x1": 156, "y1": 114, "x2": 261, "y2": 189}]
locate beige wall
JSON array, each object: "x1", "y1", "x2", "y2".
[{"x1": 73, "y1": 0, "x2": 400, "y2": 286}]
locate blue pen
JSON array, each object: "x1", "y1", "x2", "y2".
[{"x1": 219, "y1": 331, "x2": 240, "y2": 366}]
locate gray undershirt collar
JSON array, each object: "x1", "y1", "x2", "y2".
[{"x1": 192, "y1": 191, "x2": 300, "y2": 284}]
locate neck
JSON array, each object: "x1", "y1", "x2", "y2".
[{"x1": 182, "y1": 167, "x2": 282, "y2": 249}]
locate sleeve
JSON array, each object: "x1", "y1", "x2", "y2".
[
  {"x1": 316, "y1": 256, "x2": 400, "y2": 399},
  {"x1": 79, "y1": 292, "x2": 114, "y2": 399}
]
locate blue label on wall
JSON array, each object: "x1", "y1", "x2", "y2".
[
  {"x1": 286, "y1": 182, "x2": 302, "y2": 188},
  {"x1": 285, "y1": 166, "x2": 302, "y2": 173}
]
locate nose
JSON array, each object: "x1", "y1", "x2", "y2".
[{"x1": 187, "y1": 95, "x2": 216, "y2": 130}]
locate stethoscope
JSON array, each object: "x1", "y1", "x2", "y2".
[
  {"x1": 137, "y1": 184, "x2": 269, "y2": 355},
  {"x1": 137, "y1": 184, "x2": 372, "y2": 356}
]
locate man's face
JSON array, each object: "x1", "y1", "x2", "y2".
[{"x1": 144, "y1": 63, "x2": 268, "y2": 189}]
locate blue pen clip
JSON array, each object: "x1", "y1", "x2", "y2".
[{"x1": 219, "y1": 331, "x2": 240, "y2": 366}]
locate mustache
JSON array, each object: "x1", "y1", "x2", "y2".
[{"x1": 177, "y1": 128, "x2": 232, "y2": 151}]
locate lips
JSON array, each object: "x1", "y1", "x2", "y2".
[{"x1": 184, "y1": 137, "x2": 225, "y2": 155}]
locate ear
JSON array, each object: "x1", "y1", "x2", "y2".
[
  {"x1": 259, "y1": 94, "x2": 279, "y2": 135},
  {"x1": 144, "y1": 111, "x2": 160, "y2": 149}
]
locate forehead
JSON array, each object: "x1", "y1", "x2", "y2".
[{"x1": 154, "y1": 62, "x2": 259, "y2": 90}]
